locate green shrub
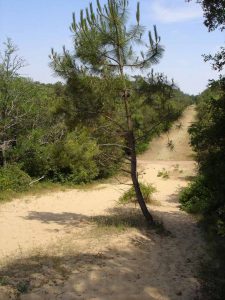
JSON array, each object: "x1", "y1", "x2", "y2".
[
  {"x1": 136, "y1": 141, "x2": 149, "y2": 154},
  {"x1": 16, "y1": 280, "x2": 30, "y2": 293},
  {"x1": 186, "y1": 83, "x2": 225, "y2": 237},
  {"x1": 13, "y1": 129, "x2": 52, "y2": 178},
  {"x1": 0, "y1": 165, "x2": 31, "y2": 192},
  {"x1": 50, "y1": 130, "x2": 100, "y2": 184},
  {"x1": 119, "y1": 182, "x2": 156, "y2": 205},
  {"x1": 180, "y1": 176, "x2": 225, "y2": 236},
  {"x1": 179, "y1": 175, "x2": 213, "y2": 214},
  {"x1": 157, "y1": 168, "x2": 169, "y2": 179}
]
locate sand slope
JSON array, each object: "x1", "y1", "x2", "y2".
[{"x1": 0, "y1": 106, "x2": 205, "y2": 300}]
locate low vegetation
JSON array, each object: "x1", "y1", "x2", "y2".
[
  {"x1": 0, "y1": 39, "x2": 193, "y2": 203},
  {"x1": 157, "y1": 168, "x2": 170, "y2": 179},
  {"x1": 119, "y1": 183, "x2": 156, "y2": 205},
  {"x1": 0, "y1": 164, "x2": 31, "y2": 193},
  {"x1": 179, "y1": 78, "x2": 225, "y2": 299},
  {"x1": 180, "y1": 79, "x2": 225, "y2": 235}
]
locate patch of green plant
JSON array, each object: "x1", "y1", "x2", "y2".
[
  {"x1": 49, "y1": 130, "x2": 100, "y2": 184},
  {"x1": 0, "y1": 180, "x2": 70, "y2": 203},
  {"x1": 136, "y1": 141, "x2": 149, "y2": 154},
  {"x1": 92, "y1": 211, "x2": 145, "y2": 230},
  {"x1": 180, "y1": 177, "x2": 225, "y2": 236},
  {"x1": 157, "y1": 168, "x2": 169, "y2": 179},
  {"x1": 0, "y1": 276, "x2": 8, "y2": 286},
  {"x1": 92, "y1": 210, "x2": 171, "y2": 238},
  {"x1": 16, "y1": 280, "x2": 30, "y2": 293},
  {"x1": 179, "y1": 175, "x2": 213, "y2": 214},
  {"x1": 0, "y1": 164, "x2": 31, "y2": 193},
  {"x1": 118, "y1": 183, "x2": 156, "y2": 205},
  {"x1": 0, "y1": 174, "x2": 111, "y2": 204}
]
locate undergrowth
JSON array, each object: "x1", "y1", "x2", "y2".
[
  {"x1": 199, "y1": 221, "x2": 225, "y2": 300},
  {"x1": 179, "y1": 177, "x2": 225, "y2": 300},
  {"x1": 118, "y1": 182, "x2": 156, "y2": 205}
]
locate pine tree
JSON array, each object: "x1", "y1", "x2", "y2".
[{"x1": 50, "y1": 0, "x2": 164, "y2": 223}]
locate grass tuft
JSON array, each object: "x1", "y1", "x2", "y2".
[
  {"x1": 157, "y1": 168, "x2": 169, "y2": 179},
  {"x1": 118, "y1": 183, "x2": 156, "y2": 206}
]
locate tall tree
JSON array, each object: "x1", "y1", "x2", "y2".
[
  {"x1": 186, "y1": 0, "x2": 225, "y2": 31},
  {"x1": 50, "y1": 0, "x2": 164, "y2": 223},
  {"x1": 0, "y1": 39, "x2": 31, "y2": 166},
  {"x1": 187, "y1": 0, "x2": 225, "y2": 71}
]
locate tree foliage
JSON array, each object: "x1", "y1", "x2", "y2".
[
  {"x1": 187, "y1": 0, "x2": 225, "y2": 31},
  {"x1": 204, "y1": 47, "x2": 225, "y2": 72},
  {"x1": 180, "y1": 78, "x2": 225, "y2": 235},
  {"x1": 0, "y1": 22, "x2": 192, "y2": 195},
  {"x1": 49, "y1": 0, "x2": 193, "y2": 223},
  {"x1": 187, "y1": 0, "x2": 225, "y2": 72}
]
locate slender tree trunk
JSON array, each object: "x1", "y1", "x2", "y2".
[
  {"x1": 117, "y1": 34, "x2": 154, "y2": 223},
  {"x1": 120, "y1": 89, "x2": 154, "y2": 223},
  {"x1": 123, "y1": 91, "x2": 154, "y2": 224},
  {"x1": 127, "y1": 129, "x2": 154, "y2": 224}
]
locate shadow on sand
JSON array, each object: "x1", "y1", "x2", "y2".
[{"x1": 0, "y1": 195, "x2": 202, "y2": 300}]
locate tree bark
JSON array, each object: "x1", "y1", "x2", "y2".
[
  {"x1": 126, "y1": 127, "x2": 154, "y2": 224},
  {"x1": 115, "y1": 23, "x2": 154, "y2": 223}
]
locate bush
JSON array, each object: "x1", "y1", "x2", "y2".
[
  {"x1": 157, "y1": 168, "x2": 169, "y2": 179},
  {"x1": 13, "y1": 130, "x2": 52, "y2": 178},
  {"x1": 179, "y1": 175, "x2": 213, "y2": 214},
  {"x1": 180, "y1": 175, "x2": 225, "y2": 237},
  {"x1": 0, "y1": 165, "x2": 31, "y2": 192},
  {"x1": 50, "y1": 130, "x2": 100, "y2": 184},
  {"x1": 119, "y1": 182, "x2": 156, "y2": 205}
]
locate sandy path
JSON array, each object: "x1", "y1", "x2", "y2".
[
  {"x1": 0, "y1": 106, "x2": 205, "y2": 300},
  {"x1": 139, "y1": 105, "x2": 195, "y2": 161}
]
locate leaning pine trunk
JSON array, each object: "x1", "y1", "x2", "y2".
[
  {"x1": 127, "y1": 130, "x2": 154, "y2": 224},
  {"x1": 120, "y1": 66, "x2": 154, "y2": 223}
]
